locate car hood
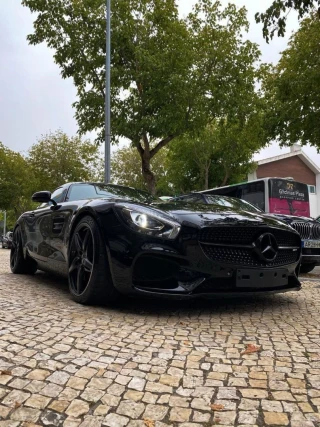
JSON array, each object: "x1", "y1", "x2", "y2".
[
  {"x1": 267, "y1": 213, "x2": 317, "y2": 224},
  {"x1": 148, "y1": 201, "x2": 294, "y2": 231}
]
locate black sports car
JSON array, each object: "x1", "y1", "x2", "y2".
[
  {"x1": 174, "y1": 192, "x2": 320, "y2": 274},
  {"x1": 10, "y1": 182, "x2": 302, "y2": 304}
]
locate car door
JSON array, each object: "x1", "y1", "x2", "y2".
[
  {"x1": 49, "y1": 183, "x2": 98, "y2": 272},
  {"x1": 49, "y1": 201, "x2": 76, "y2": 269},
  {"x1": 25, "y1": 187, "x2": 67, "y2": 263}
]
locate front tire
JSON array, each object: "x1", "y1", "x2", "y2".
[
  {"x1": 68, "y1": 215, "x2": 119, "y2": 305},
  {"x1": 10, "y1": 227, "x2": 37, "y2": 274},
  {"x1": 300, "y1": 263, "x2": 316, "y2": 274}
]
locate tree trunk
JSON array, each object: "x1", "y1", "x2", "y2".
[
  {"x1": 141, "y1": 152, "x2": 156, "y2": 195},
  {"x1": 220, "y1": 168, "x2": 230, "y2": 187},
  {"x1": 204, "y1": 166, "x2": 209, "y2": 190}
]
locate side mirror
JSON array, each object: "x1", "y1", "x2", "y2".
[{"x1": 32, "y1": 191, "x2": 57, "y2": 206}]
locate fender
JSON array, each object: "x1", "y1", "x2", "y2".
[{"x1": 66, "y1": 204, "x2": 117, "y2": 285}]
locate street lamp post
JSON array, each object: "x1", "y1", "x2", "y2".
[
  {"x1": 104, "y1": 0, "x2": 111, "y2": 183},
  {"x1": 3, "y1": 211, "x2": 6, "y2": 236}
]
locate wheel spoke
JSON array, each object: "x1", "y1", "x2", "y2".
[
  {"x1": 82, "y1": 229, "x2": 90, "y2": 252},
  {"x1": 69, "y1": 256, "x2": 81, "y2": 273},
  {"x1": 76, "y1": 266, "x2": 84, "y2": 294},
  {"x1": 74, "y1": 233, "x2": 82, "y2": 253},
  {"x1": 69, "y1": 224, "x2": 95, "y2": 297},
  {"x1": 82, "y1": 258, "x2": 93, "y2": 272},
  {"x1": 10, "y1": 230, "x2": 20, "y2": 267}
]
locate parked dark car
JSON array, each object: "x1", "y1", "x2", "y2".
[
  {"x1": 10, "y1": 183, "x2": 301, "y2": 304},
  {"x1": 2, "y1": 232, "x2": 13, "y2": 249},
  {"x1": 174, "y1": 192, "x2": 319, "y2": 273}
]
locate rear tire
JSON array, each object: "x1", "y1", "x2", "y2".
[
  {"x1": 10, "y1": 227, "x2": 37, "y2": 274},
  {"x1": 68, "y1": 215, "x2": 119, "y2": 305},
  {"x1": 300, "y1": 263, "x2": 316, "y2": 274}
]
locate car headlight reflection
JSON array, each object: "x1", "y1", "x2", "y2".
[
  {"x1": 117, "y1": 205, "x2": 180, "y2": 240},
  {"x1": 130, "y1": 212, "x2": 164, "y2": 231}
]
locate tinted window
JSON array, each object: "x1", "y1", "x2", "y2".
[
  {"x1": 68, "y1": 184, "x2": 98, "y2": 202},
  {"x1": 204, "y1": 195, "x2": 262, "y2": 213},
  {"x1": 67, "y1": 183, "x2": 160, "y2": 204},
  {"x1": 37, "y1": 187, "x2": 66, "y2": 208},
  {"x1": 51, "y1": 187, "x2": 66, "y2": 203},
  {"x1": 241, "y1": 181, "x2": 265, "y2": 211}
]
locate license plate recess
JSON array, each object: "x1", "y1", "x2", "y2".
[{"x1": 236, "y1": 269, "x2": 288, "y2": 288}]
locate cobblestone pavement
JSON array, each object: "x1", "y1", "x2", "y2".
[{"x1": 1, "y1": 249, "x2": 320, "y2": 426}]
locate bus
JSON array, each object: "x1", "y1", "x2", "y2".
[{"x1": 202, "y1": 177, "x2": 310, "y2": 217}]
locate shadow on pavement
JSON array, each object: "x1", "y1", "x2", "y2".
[{"x1": 23, "y1": 270, "x2": 300, "y2": 317}]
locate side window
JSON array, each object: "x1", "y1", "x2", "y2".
[
  {"x1": 309, "y1": 185, "x2": 316, "y2": 194},
  {"x1": 51, "y1": 187, "x2": 66, "y2": 203},
  {"x1": 67, "y1": 184, "x2": 98, "y2": 202},
  {"x1": 241, "y1": 182, "x2": 265, "y2": 211},
  {"x1": 36, "y1": 187, "x2": 66, "y2": 209}
]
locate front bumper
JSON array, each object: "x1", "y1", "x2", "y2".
[
  {"x1": 102, "y1": 221, "x2": 301, "y2": 299},
  {"x1": 301, "y1": 249, "x2": 320, "y2": 265}
]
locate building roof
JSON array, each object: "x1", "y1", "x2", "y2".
[{"x1": 257, "y1": 146, "x2": 320, "y2": 174}]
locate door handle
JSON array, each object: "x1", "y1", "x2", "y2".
[{"x1": 29, "y1": 212, "x2": 35, "y2": 217}]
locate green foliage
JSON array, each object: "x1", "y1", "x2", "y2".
[
  {"x1": 166, "y1": 121, "x2": 260, "y2": 194},
  {"x1": 0, "y1": 132, "x2": 103, "y2": 225},
  {"x1": 111, "y1": 145, "x2": 170, "y2": 195},
  {"x1": 262, "y1": 14, "x2": 320, "y2": 148},
  {"x1": 0, "y1": 142, "x2": 38, "y2": 219},
  {"x1": 23, "y1": 0, "x2": 262, "y2": 193},
  {"x1": 255, "y1": 0, "x2": 320, "y2": 42},
  {"x1": 28, "y1": 130, "x2": 104, "y2": 191}
]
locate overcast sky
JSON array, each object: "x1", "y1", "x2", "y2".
[{"x1": 1, "y1": 0, "x2": 319, "y2": 166}]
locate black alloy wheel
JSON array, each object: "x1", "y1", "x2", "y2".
[
  {"x1": 10, "y1": 233, "x2": 19, "y2": 270},
  {"x1": 10, "y1": 226, "x2": 37, "y2": 274},
  {"x1": 68, "y1": 216, "x2": 119, "y2": 305},
  {"x1": 69, "y1": 223, "x2": 94, "y2": 296}
]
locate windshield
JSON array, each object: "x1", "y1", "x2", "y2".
[
  {"x1": 204, "y1": 195, "x2": 263, "y2": 213},
  {"x1": 67, "y1": 183, "x2": 160, "y2": 204}
]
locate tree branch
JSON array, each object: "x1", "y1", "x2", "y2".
[
  {"x1": 134, "y1": 141, "x2": 144, "y2": 158},
  {"x1": 142, "y1": 133, "x2": 150, "y2": 153},
  {"x1": 220, "y1": 165, "x2": 230, "y2": 186},
  {"x1": 150, "y1": 135, "x2": 175, "y2": 158}
]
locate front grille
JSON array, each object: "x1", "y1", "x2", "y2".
[
  {"x1": 291, "y1": 222, "x2": 320, "y2": 240},
  {"x1": 199, "y1": 226, "x2": 300, "y2": 247},
  {"x1": 199, "y1": 226, "x2": 300, "y2": 267},
  {"x1": 201, "y1": 245, "x2": 299, "y2": 267}
]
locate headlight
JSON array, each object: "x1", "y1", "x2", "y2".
[{"x1": 116, "y1": 204, "x2": 181, "y2": 240}]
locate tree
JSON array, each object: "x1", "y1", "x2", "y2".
[
  {"x1": 262, "y1": 14, "x2": 320, "y2": 148},
  {"x1": 0, "y1": 142, "x2": 38, "y2": 218},
  {"x1": 28, "y1": 130, "x2": 104, "y2": 191},
  {"x1": 255, "y1": 0, "x2": 320, "y2": 42},
  {"x1": 166, "y1": 119, "x2": 262, "y2": 194},
  {"x1": 111, "y1": 145, "x2": 170, "y2": 195},
  {"x1": 23, "y1": 0, "x2": 261, "y2": 193}
]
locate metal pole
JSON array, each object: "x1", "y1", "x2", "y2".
[
  {"x1": 3, "y1": 211, "x2": 6, "y2": 236},
  {"x1": 104, "y1": 0, "x2": 111, "y2": 183}
]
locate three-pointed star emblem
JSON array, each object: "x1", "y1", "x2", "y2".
[{"x1": 254, "y1": 233, "x2": 278, "y2": 262}]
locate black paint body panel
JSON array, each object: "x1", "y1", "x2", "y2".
[{"x1": 15, "y1": 182, "x2": 302, "y2": 299}]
